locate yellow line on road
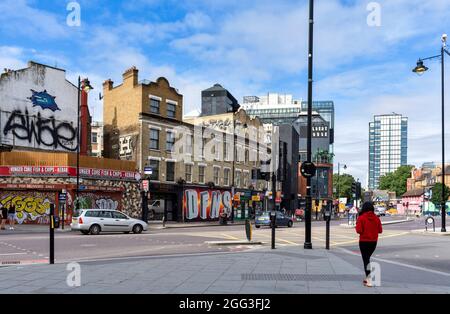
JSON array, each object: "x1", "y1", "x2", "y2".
[{"x1": 221, "y1": 233, "x2": 240, "y2": 240}]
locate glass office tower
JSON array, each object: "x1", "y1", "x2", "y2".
[{"x1": 368, "y1": 113, "x2": 408, "y2": 190}]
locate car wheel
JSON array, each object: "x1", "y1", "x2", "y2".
[
  {"x1": 80, "y1": 230, "x2": 90, "y2": 235},
  {"x1": 124, "y1": 231, "x2": 130, "y2": 234},
  {"x1": 133, "y1": 224, "x2": 143, "y2": 234},
  {"x1": 89, "y1": 224, "x2": 101, "y2": 235},
  {"x1": 287, "y1": 221, "x2": 293, "y2": 228},
  {"x1": 255, "y1": 225, "x2": 260, "y2": 229}
]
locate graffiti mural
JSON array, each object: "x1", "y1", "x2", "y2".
[
  {"x1": 28, "y1": 89, "x2": 61, "y2": 111},
  {"x1": 183, "y1": 189, "x2": 232, "y2": 221},
  {"x1": 75, "y1": 193, "x2": 121, "y2": 211},
  {"x1": 2, "y1": 109, "x2": 77, "y2": 151},
  {"x1": 0, "y1": 191, "x2": 55, "y2": 224}
]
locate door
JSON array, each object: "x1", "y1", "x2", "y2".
[
  {"x1": 98, "y1": 211, "x2": 115, "y2": 232},
  {"x1": 111, "y1": 211, "x2": 132, "y2": 232}
]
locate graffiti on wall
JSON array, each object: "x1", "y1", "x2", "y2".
[
  {"x1": 0, "y1": 191, "x2": 55, "y2": 224},
  {"x1": 75, "y1": 193, "x2": 121, "y2": 211},
  {"x1": 183, "y1": 189, "x2": 232, "y2": 221},
  {"x1": 2, "y1": 109, "x2": 77, "y2": 151},
  {"x1": 28, "y1": 89, "x2": 61, "y2": 112}
]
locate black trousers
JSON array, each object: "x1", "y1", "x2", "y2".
[{"x1": 359, "y1": 241, "x2": 377, "y2": 276}]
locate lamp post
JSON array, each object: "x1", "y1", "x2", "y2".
[
  {"x1": 413, "y1": 34, "x2": 449, "y2": 232},
  {"x1": 76, "y1": 77, "x2": 93, "y2": 212},
  {"x1": 337, "y1": 163, "x2": 347, "y2": 213},
  {"x1": 304, "y1": 0, "x2": 314, "y2": 249}
]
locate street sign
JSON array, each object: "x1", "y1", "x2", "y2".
[
  {"x1": 300, "y1": 162, "x2": 316, "y2": 178},
  {"x1": 144, "y1": 167, "x2": 153, "y2": 175},
  {"x1": 59, "y1": 193, "x2": 67, "y2": 201},
  {"x1": 142, "y1": 180, "x2": 149, "y2": 192}
]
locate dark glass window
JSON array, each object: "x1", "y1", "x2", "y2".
[
  {"x1": 166, "y1": 161, "x2": 175, "y2": 182},
  {"x1": 150, "y1": 99, "x2": 160, "y2": 114},
  {"x1": 167, "y1": 103, "x2": 176, "y2": 118},
  {"x1": 149, "y1": 160, "x2": 159, "y2": 181}
]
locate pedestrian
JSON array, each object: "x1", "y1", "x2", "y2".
[
  {"x1": 356, "y1": 202, "x2": 383, "y2": 287},
  {"x1": 7, "y1": 203, "x2": 16, "y2": 230},
  {"x1": 1, "y1": 203, "x2": 7, "y2": 230}
]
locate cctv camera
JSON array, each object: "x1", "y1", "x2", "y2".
[{"x1": 442, "y1": 34, "x2": 448, "y2": 42}]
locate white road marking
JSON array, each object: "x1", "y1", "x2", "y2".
[
  {"x1": 0, "y1": 253, "x2": 27, "y2": 256},
  {"x1": 338, "y1": 247, "x2": 450, "y2": 278}
]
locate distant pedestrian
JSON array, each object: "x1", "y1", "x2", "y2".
[
  {"x1": 7, "y1": 204, "x2": 16, "y2": 230},
  {"x1": 1, "y1": 204, "x2": 7, "y2": 230},
  {"x1": 356, "y1": 202, "x2": 383, "y2": 287}
]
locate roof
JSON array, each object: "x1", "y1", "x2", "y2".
[{"x1": 402, "y1": 188, "x2": 425, "y2": 197}]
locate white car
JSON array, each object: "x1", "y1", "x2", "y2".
[{"x1": 71, "y1": 209, "x2": 148, "y2": 235}]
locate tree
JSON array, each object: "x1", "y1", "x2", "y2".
[
  {"x1": 431, "y1": 183, "x2": 450, "y2": 207},
  {"x1": 333, "y1": 173, "x2": 356, "y2": 201},
  {"x1": 379, "y1": 165, "x2": 413, "y2": 197}
]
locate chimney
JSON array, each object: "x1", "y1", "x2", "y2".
[
  {"x1": 122, "y1": 66, "x2": 139, "y2": 86},
  {"x1": 103, "y1": 79, "x2": 114, "y2": 91}
]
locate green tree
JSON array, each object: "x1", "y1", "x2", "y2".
[
  {"x1": 379, "y1": 165, "x2": 413, "y2": 197},
  {"x1": 431, "y1": 183, "x2": 450, "y2": 206},
  {"x1": 333, "y1": 173, "x2": 356, "y2": 201}
]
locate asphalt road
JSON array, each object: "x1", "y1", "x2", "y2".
[{"x1": 1, "y1": 216, "x2": 448, "y2": 277}]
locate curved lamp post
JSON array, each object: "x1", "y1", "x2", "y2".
[{"x1": 413, "y1": 34, "x2": 450, "y2": 232}]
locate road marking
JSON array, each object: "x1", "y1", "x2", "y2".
[
  {"x1": 221, "y1": 234, "x2": 240, "y2": 240},
  {"x1": 330, "y1": 232, "x2": 410, "y2": 247},
  {"x1": 0, "y1": 253, "x2": 27, "y2": 256},
  {"x1": 256, "y1": 233, "x2": 299, "y2": 245},
  {"x1": 337, "y1": 246, "x2": 450, "y2": 278}
]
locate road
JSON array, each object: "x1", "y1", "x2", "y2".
[{"x1": 1, "y1": 216, "x2": 442, "y2": 268}]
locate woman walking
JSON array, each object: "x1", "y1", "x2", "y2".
[
  {"x1": 356, "y1": 202, "x2": 382, "y2": 287},
  {"x1": 7, "y1": 204, "x2": 16, "y2": 230}
]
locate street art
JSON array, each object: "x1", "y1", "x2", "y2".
[
  {"x1": 183, "y1": 189, "x2": 232, "y2": 221},
  {"x1": 28, "y1": 89, "x2": 60, "y2": 111},
  {"x1": 2, "y1": 109, "x2": 77, "y2": 151},
  {"x1": 75, "y1": 193, "x2": 121, "y2": 211},
  {"x1": 0, "y1": 192, "x2": 54, "y2": 224}
]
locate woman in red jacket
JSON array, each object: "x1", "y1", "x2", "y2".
[{"x1": 356, "y1": 202, "x2": 382, "y2": 287}]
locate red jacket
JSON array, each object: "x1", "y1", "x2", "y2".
[{"x1": 356, "y1": 211, "x2": 382, "y2": 242}]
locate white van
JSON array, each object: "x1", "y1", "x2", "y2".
[{"x1": 148, "y1": 199, "x2": 165, "y2": 219}]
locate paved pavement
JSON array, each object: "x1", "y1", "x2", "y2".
[{"x1": 1, "y1": 243, "x2": 450, "y2": 294}]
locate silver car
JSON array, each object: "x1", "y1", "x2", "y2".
[{"x1": 70, "y1": 209, "x2": 148, "y2": 235}]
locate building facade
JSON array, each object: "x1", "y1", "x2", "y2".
[
  {"x1": 0, "y1": 61, "x2": 91, "y2": 154},
  {"x1": 369, "y1": 113, "x2": 408, "y2": 190},
  {"x1": 201, "y1": 84, "x2": 240, "y2": 116},
  {"x1": 91, "y1": 121, "x2": 103, "y2": 157}
]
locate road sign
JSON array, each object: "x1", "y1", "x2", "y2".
[
  {"x1": 142, "y1": 180, "x2": 149, "y2": 192},
  {"x1": 59, "y1": 193, "x2": 67, "y2": 201},
  {"x1": 144, "y1": 167, "x2": 153, "y2": 175}
]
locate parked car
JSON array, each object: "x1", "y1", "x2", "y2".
[
  {"x1": 148, "y1": 199, "x2": 164, "y2": 219},
  {"x1": 255, "y1": 211, "x2": 294, "y2": 228},
  {"x1": 71, "y1": 209, "x2": 148, "y2": 235}
]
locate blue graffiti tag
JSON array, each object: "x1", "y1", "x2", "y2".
[{"x1": 28, "y1": 89, "x2": 60, "y2": 112}]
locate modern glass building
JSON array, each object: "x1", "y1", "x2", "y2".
[
  {"x1": 301, "y1": 101, "x2": 335, "y2": 149},
  {"x1": 368, "y1": 113, "x2": 408, "y2": 190}
]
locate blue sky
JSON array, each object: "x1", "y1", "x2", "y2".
[{"x1": 1, "y1": 0, "x2": 450, "y2": 186}]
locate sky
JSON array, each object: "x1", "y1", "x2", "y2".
[{"x1": 1, "y1": 0, "x2": 450, "y2": 187}]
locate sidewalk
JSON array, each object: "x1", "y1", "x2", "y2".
[{"x1": 1, "y1": 245, "x2": 449, "y2": 294}]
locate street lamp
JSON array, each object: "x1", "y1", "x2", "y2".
[
  {"x1": 413, "y1": 34, "x2": 449, "y2": 232},
  {"x1": 337, "y1": 163, "x2": 347, "y2": 215},
  {"x1": 304, "y1": 0, "x2": 314, "y2": 249},
  {"x1": 76, "y1": 77, "x2": 93, "y2": 212}
]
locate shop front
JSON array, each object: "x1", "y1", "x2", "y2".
[{"x1": 233, "y1": 189, "x2": 264, "y2": 220}]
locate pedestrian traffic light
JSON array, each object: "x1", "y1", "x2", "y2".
[
  {"x1": 355, "y1": 182, "x2": 362, "y2": 200},
  {"x1": 351, "y1": 182, "x2": 356, "y2": 195}
]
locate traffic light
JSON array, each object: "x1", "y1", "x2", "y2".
[
  {"x1": 356, "y1": 182, "x2": 362, "y2": 200},
  {"x1": 351, "y1": 182, "x2": 357, "y2": 196}
]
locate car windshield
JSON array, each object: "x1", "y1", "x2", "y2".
[{"x1": 257, "y1": 212, "x2": 270, "y2": 218}]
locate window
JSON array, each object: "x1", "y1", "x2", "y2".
[
  {"x1": 186, "y1": 134, "x2": 193, "y2": 155},
  {"x1": 99, "y1": 211, "x2": 112, "y2": 218},
  {"x1": 92, "y1": 133, "x2": 98, "y2": 143},
  {"x1": 185, "y1": 164, "x2": 193, "y2": 183},
  {"x1": 166, "y1": 131, "x2": 175, "y2": 152},
  {"x1": 235, "y1": 171, "x2": 241, "y2": 187},
  {"x1": 166, "y1": 161, "x2": 175, "y2": 182},
  {"x1": 150, "y1": 98, "x2": 160, "y2": 114},
  {"x1": 243, "y1": 172, "x2": 249, "y2": 187},
  {"x1": 224, "y1": 168, "x2": 230, "y2": 186},
  {"x1": 214, "y1": 167, "x2": 220, "y2": 185},
  {"x1": 199, "y1": 166, "x2": 205, "y2": 184},
  {"x1": 167, "y1": 103, "x2": 176, "y2": 118},
  {"x1": 150, "y1": 129, "x2": 160, "y2": 150},
  {"x1": 112, "y1": 212, "x2": 128, "y2": 219},
  {"x1": 149, "y1": 160, "x2": 159, "y2": 181},
  {"x1": 85, "y1": 211, "x2": 100, "y2": 218}
]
